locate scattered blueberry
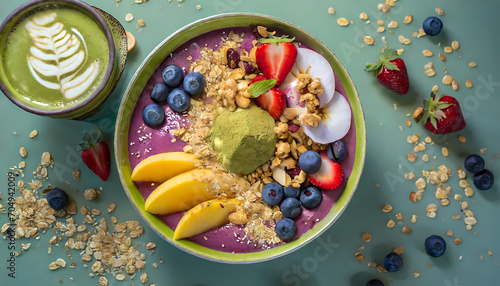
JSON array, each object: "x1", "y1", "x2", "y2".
[
  {"x1": 183, "y1": 72, "x2": 206, "y2": 96},
  {"x1": 300, "y1": 186, "x2": 322, "y2": 209},
  {"x1": 327, "y1": 140, "x2": 347, "y2": 162},
  {"x1": 284, "y1": 186, "x2": 300, "y2": 198},
  {"x1": 366, "y1": 279, "x2": 384, "y2": 286},
  {"x1": 46, "y1": 187, "x2": 69, "y2": 211},
  {"x1": 280, "y1": 198, "x2": 302, "y2": 219},
  {"x1": 150, "y1": 82, "x2": 170, "y2": 103},
  {"x1": 473, "y1": 169, "x2": 494, "y2": 190},
  {"x1": 425, "y1": 235, "x2": 446, "y2": 257},
  {"x1": 142, "y1": 103, "x2": 165, "y2": 127},
  {"x1": 383, "y1": 252, "x2": 403, "y2": 272},
  {"x1": 298, "y1": 150, "x2": 322, "y2": 174},
  {"x1": 167, "y1": 88, "x2": 191, "y2": 113},
  {"x1": 275, "y1": 218, "x2": 296, "y2": 240},
  {"x1": 262, "y1": 182, "x2": 284, "y2": 206},
  {"x1": 464, "y1": 154, "x2": 485, "y2": 173},
  {"x1": 162, "y1": 65, "x2": 184, "y2": 87},
  {"x1": 422, "y1": 16, "x2": 443, "y2": 36}
]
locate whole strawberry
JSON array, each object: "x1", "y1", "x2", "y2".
[
  {"x1": 366, "y1": 49, "x2": 409, "y2": 95},
  {"x1": 79, "y1": 127, "x2": 111, "y2": 181},
  {"x1": 415, "y1": 92, "x2": 466, "y2": 134}
]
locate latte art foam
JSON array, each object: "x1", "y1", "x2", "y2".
[{"x1": 25, "y1": 12, "x2": 100, "y2": 99}]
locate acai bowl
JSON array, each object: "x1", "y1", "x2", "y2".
[{"x1": 115, "y1": 13, "x2": 366, "y2": 263}]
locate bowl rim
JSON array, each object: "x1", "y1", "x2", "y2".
[
  {"x1": 0, "y1": 0, "x2": 116, "y2": 116},
  {"x1": 114, "y1": 12, "x2": 366, "y2": 264}
]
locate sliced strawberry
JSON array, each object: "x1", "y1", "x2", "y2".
[
  {"x1": 307, "y1": 151, "x2": 344, "y2": 190},
  {"x1": 255, "y1": 35, "x2": 297, "y2": 85},
  {"x1": 251, "y1": 75, "x2": 267, "y2": 84},
  {"x1": 79, "y1": 128, "x2": 111, "y2": 181},
  {"x1": 254, "y1": 87, "x2": 287, "y2": 120}
]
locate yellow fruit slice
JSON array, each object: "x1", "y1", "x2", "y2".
[
  {"x1": 126, "y1": 31, "x2": 136, "y2": 52},
  {"x1": 144, "y1": 169, "x2": 216, "y2": 215},
  {"x1": 173, "y1": 198, "x2": 240, "y2": 240},
  {"x1": 131, "y1": 152, "x2": 198, "y2": 182}
]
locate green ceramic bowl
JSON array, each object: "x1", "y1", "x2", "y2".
[{"x1": 115, "y1": 13, "x2": 366, "y2": 263}]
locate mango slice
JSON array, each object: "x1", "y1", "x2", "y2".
[
  {"x1": 131, "y1": 152, "x2": 198, "y2": 182},
  {"x1": 173, "y1": 198, "x2": 240, "y2": 240},
  {"x1": 144, "y1": 169, "x2": 216, "y2": 215}
]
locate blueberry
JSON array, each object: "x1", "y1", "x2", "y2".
[
  {"x1": 275, "y1": 218, "x2": 296, "y2": 240},
  {"x1": 298, "y1": 150, "x2": 322, "y2": 174},
  {"x1": 150, "y1": 82, "x2": 170, "y2": 103},
  {"x1": 422, "y1": 16, "x2": 443, "y2": 36},
  {"x1": 284, "y1": 186, "x2": 300, "y2": 198},
  {"x1": 425, "y1": 235, "x2": 446, "y2": 257},
  {"x1": 162, "y1": 65, "x2": 184, "y2": 88},
  {"x1": 473, "y1": 169, "x2": 494, "y2": 190},
  {"x1": 327, "y1": 140, "x2": 347, "y2": 162},
  {"x1": 383, "y1": 252, "x2": 403, "y2": 272},
  {"x1": 280, "y1": 198, "x2": 302, "y2": 218},
  {"x1": 142, "y1": 103, "x2": 165, "y2": 127},
  {"x1": 464, "y1": 154, "x2": 485, "y2": 173},
  {"x1": 183, "y1": 72, "x2": 206, "y2": 96},
  {"x1": 46, "y1": 187, "x2": 69, "y2": 211},
  {"x1": 366, "y1": 279, "x2": 384, "y2": 286},
  {"x1": 167, "y1": 88, "x2": 191, "y2": 113},
  {"x1": 262, "y1": 182, "x2": 284, "y2": 206},
  {"x1": 300, "y1": 186, "x2": 322, "y2": 209}
]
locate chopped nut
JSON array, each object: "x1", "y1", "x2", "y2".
[
  {"x1": 438, "y1": 53, "x2": 446, "y2": 61},
  {"x1": 337, "y1": 18, "x2": 349, "y2": 26},
  {"x1": 435, "y1": 7, "x2": 444, "y2": 16},
  {"x1": 20, "y1": 147, "x2": 27, "y2": 158},
  {"x1": 413, "y1": 107, "x2": 424, "y2": 122},
  {"x1": 387, "y1": 219, "x2": 395, "y2": 228},
  {"x1": 382, "y1": 204, "x2": 393, "y2": 213},
  {"x1": 422, "y1": 50, "x2": 433, "y2": 57},
  {"x1": 125, "y1": 13, "x2": 134, "y2": 22},
  {"x1": 452, "y1": 40, "x2": 460, "y2": 50},
  {"x1": 362, "y1": 232, "x2": 372, "y2": 242},
  {"x1": 140, "y1": 272, "x2": 149, "y2": 284},
  {"x1": 407, "y1": 153, "x2": 417, "y2": 162},
  {"x1": 465, "y1": 80, "x2": 473, "y2": 88},
  {"x1": 355, "y1": 252, "x2": 364, "y2": 262},
  {"x1": 454, "y1": 238, "x2": 463, "y2": 245},
  {"x1": 444, "y1": 46, "x2": 452, "y2": 54},
  {"x1": 414, "y1": 271, "x2": 421, "y2": 278},
  {"x1": 404, "y1": 15, "x2": 413, "y2": 24},
  {"x1": 364, "y1": 36, "x2": 375, "y2": 45},
  {"x1": 402, "y1": 226, "x2": 412, "y2": 234},
  {"x1": 327, "y1": 7, "x2": 335, "y2": 15},
  {"x1": 99, "y1": 277, "x2": 108, "y2": 286},
  {"x1": 72, "y1": 169, "x2": 81, "y2": 181},
  {"x1": 464, "y1": 217, "x2": 477, "y2": 225},
  {"x1": 388, "y1": 21, "x2": 398, "y2": 28},
  {"x1": 377, "y1": 20, "x2": 385, "y2": 26},
  {"x1": 359, "y1": 12, "x2": 368, "y2": 20},
  {"x1": 107, "y1": 203, "x2": 116, "y2": 213},
  {"x1": 138, "y1": 18, "x2": 145, "y2": 27},
  {"x1": 29, "y1": 130, "x2": 38, "y2": 139},
  {"x1": 464, "y1": 187, "x2": 474, "y2": 197},
  {"x1": 452, "y1": 80, "x2": 459, "y2": 91},
  {"x1": 411, "y1": 215, "x2": 418, "y2": 223},
  {"x1": 442, "y1": 75, "x2": 453, "y2": 85},
  {"x1": 84, "y1": 188, "x2": 98, "y2": 200},
  {"x1": 442, "y1": 147, "x2": 449, "y2": 157},
  {"x1": 469, "y1": 62, "x2": 477, "y2": 68}
]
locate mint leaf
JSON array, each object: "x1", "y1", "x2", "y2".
[{"x1": 249, "y1": 79, "x2": 277, "y2": 98}]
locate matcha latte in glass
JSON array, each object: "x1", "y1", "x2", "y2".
[{"x1": 0, "y1": 0, "x2": 127, "y2": 119}]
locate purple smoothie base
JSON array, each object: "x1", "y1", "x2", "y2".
[{"x1": 127, "y1": 27, "x2": 357, "y2": 253}]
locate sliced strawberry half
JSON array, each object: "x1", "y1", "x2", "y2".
[
  {"x1": 79, "y1": 127, "x2": 111, "y2": 181},
  {"x1": 255, "y1": 35, "x2": 297, "y2": 85},
  {"x1": 307, "y1": 151, "x2": 344, "y2": 190},
  {"x1": 254, "y1": 87, "x2": 287, "y2": 120}
]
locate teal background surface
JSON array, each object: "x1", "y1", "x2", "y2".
[{"x1": 1, "y1": 0, "x2": 499, "y2": 285}]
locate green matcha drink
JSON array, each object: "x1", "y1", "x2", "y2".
[{"x1": 2, "y1": 7, "x2": 109, "y2": 111}]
